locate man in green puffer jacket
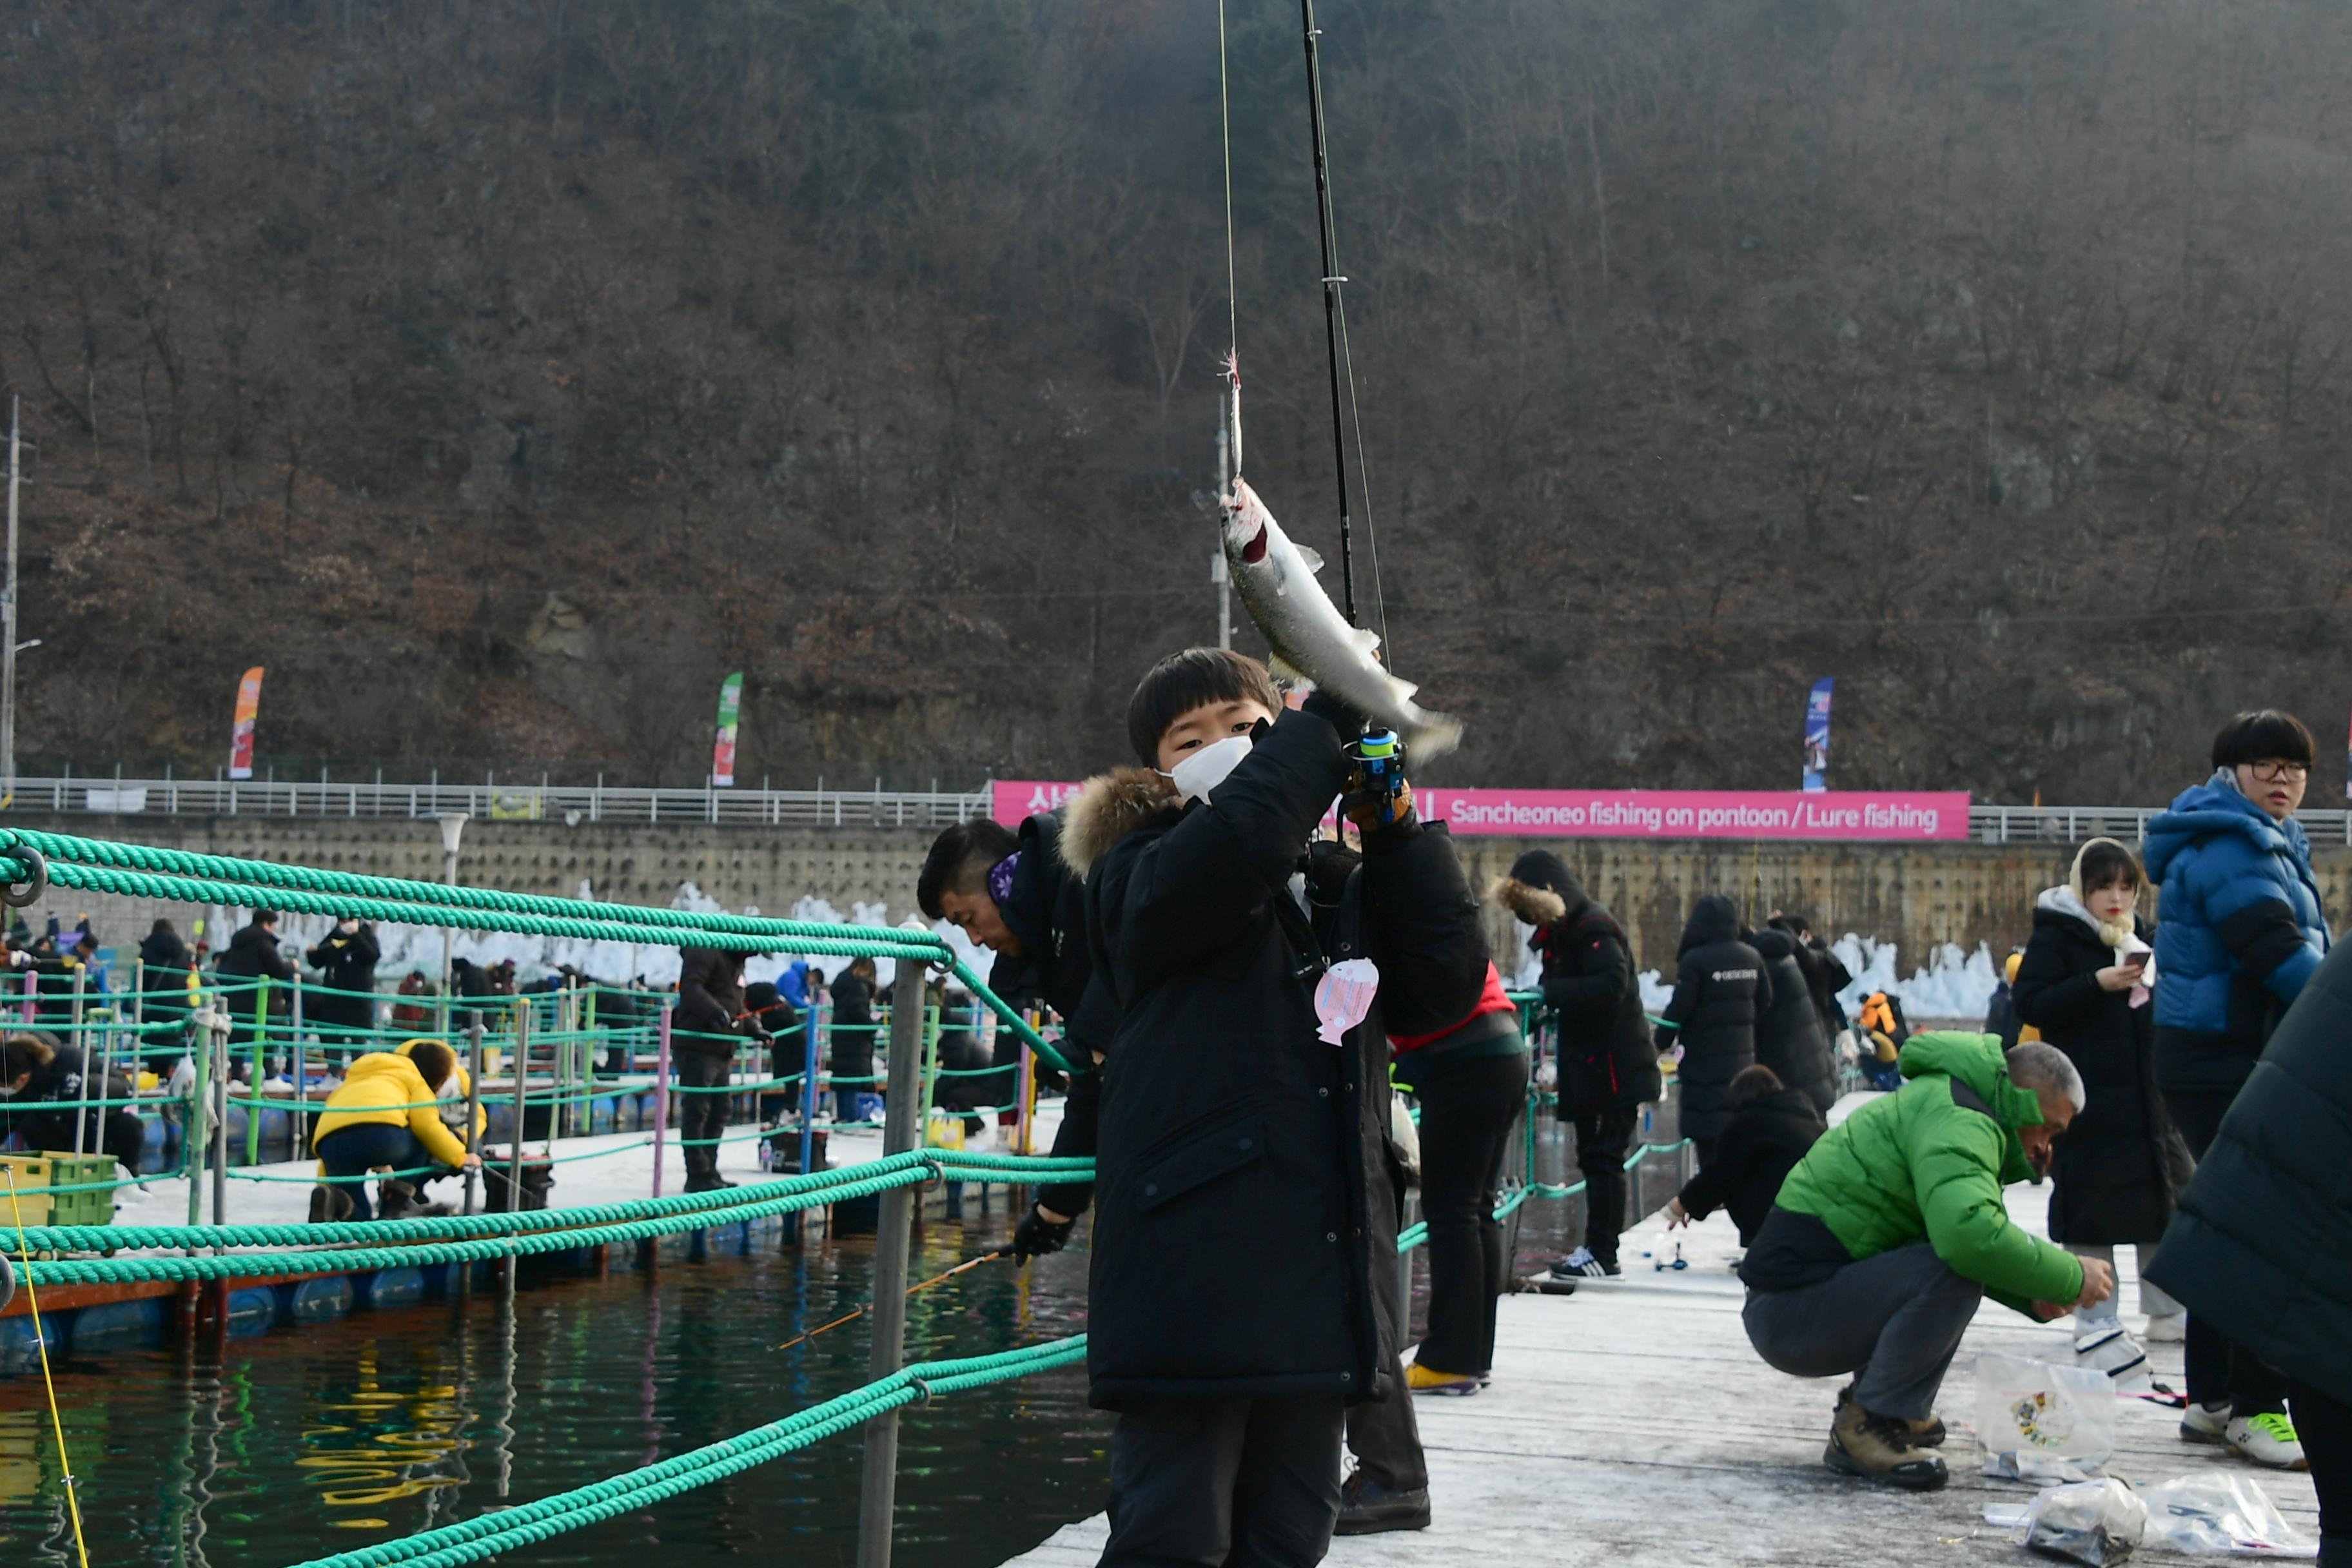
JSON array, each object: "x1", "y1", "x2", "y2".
[{"x1": 1739, "y1": 1032, "x2": 2117, "y2": 1489}]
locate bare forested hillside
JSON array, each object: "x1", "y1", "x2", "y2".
[{"x1": 5, "y1": 0, "x2": 2351, "y2": 798}]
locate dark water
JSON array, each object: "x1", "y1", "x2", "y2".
[{"x1": 0, "y1": 1121, "x2": 1686, "y2": 1568}]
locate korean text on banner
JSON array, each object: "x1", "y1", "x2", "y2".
[{"x1": 992, "y1": 780, "x2": 1085, "y2": 824}]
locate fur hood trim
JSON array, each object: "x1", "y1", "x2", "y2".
[
  {"x1": 1059, "y1": 767, "x2": 1181, "y2": 877},
  {"x1": 1490, "y1": 876, "x2": 1568, "y2": 927}
]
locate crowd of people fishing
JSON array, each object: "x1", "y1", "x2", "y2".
[
  {"x1": 916, "y1": 688, "x2": 2346, "y2": 1562},
  {"x1": 1, "y1": 685, "x2": 2342, "y2": 1565}
]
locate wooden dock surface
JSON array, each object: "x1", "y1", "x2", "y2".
[{"x1": 1004, "y1": 1183, "x2": 2321, "y2": 1565}]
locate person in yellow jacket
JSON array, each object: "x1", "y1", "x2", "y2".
[
  {"x1": 393, "y1": 1036, "x2": 487, "y2": 1148},
  {"x1": 309, "y1": 1040, "x2": 479, "y2": 1222}
]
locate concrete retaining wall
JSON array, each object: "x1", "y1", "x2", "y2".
[{"x1": 19, "y1": 812, "x2": 2347, "y2": 975}]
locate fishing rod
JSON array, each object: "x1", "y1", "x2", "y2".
[
  {"x1": 772, "y1": 1251, "x2": 1007, "y2": 1352},
  {"x1": 1298, "y1": 0, "x2": 1358, "y2": 628}
]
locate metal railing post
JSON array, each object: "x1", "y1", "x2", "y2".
[
  {"x1": 464, "y1": 1022, "x2": 485, "y2": 1216},
  {"x1": 508, "y1": 1002, "x2": 530, "y2": 1214},
  {"x1": 856, "y1": 946, "x2": 932, "y2": 1568},
  {"x1": 651, "y1": 999, "x2": 674, "y2": 1199},
  {"x1": 68, "y1": 966, "x2": 88, "y2": 1155},
  {"x1": 209, "y1": 1008, "x2": 231, "y2": 1224}
]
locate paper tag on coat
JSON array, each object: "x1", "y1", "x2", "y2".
[{"x1": 1314, "y1": 959, "x2": 1380, "y2": 1045}]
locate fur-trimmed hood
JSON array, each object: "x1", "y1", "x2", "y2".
[
  {"x1": 1059, "y1": 767, "x2": 1181, "y2": 878},
  {"x1": 1490, "y1": 876, "x2": 1568, "y2": 927},
  {"x1": 1491, "y1": 848, "x2": 1584, "y2": 928}
]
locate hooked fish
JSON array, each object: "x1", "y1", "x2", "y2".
[{"x1": 1219, "y1": 357, "x2": 1463, "y2": 758}]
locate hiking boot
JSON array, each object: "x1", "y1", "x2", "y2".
[
  {"x1": 1837, "y1": 1382, "x2": 1945, "y2": 1447},
  {"x1": 377, "y1": 1180, "x2": 424, "y2": 1220},
  {"x1": 1406, "y1": 1362, "x2": 1482, "y2": 1396},
  {"x1": 684, "y1": 1173, "x2": 740, "y2": 1195},
  {"x1": 1333, "y1": 1470, "x2": 1431, "y2": 1535},
  {"x1": 2074, "y1": 1325, "x2": 2152, "y2": 1391},
  {"x1": 1823, "y1": 1400, "x2": 1949, "y2": 1489},
  {"x1": 1549, "y1": 1246, "x2": 1620, "y2": 1280},
  {"x1": 2181, "y1": 1400, "x2": 2232, "y2": 1445},
  {"x1": 308, "y1": 1184, "x2": 355, "y2": 1224},
  {"x1": 2224, "y1": 1412, "x2": 2308, "y2": 1470}
]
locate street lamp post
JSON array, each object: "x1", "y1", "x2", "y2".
[
  {"x1": 437, "y1": 813, "x2": 469, "y2": 1034},
  {"x1": 3, "y1": 398, "x2": 23, "y2": 805}
]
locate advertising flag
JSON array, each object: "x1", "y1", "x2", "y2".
[
  {"x1": 1801, "y1": 678, "x2": 1834, "y2": 792},
  {"x1": 228, "y1": 667, "x2": 264, "y2": 781},
  {"x1": 712, "y1": 671, "x2": 744, "y2": 788}
]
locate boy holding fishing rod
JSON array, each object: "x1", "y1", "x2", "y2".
[{"x1": 1062, "y1": 645, "x2": 1491, "y2": 1562}]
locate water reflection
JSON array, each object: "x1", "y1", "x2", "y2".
[{"x1": 0, "y1": 1124, "x2": 1636, "y2": 1567}]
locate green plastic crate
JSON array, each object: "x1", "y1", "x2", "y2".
[{"x1": 35, "y1": 1152, "x2": 116, "y2": 1228}]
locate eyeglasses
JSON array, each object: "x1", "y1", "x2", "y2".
[{"x1": 2246, "y1": 760, "x2": 2309, "y2": 783}]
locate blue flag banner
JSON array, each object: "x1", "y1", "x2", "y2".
[{"x1": 1802, "y1": 678, "x2": 1834, "y2": 792}]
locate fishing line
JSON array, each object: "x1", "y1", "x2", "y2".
[
  {"x1": 1298, "y1": 0, "x2": 1361, "y2": 627},
  {"x1": 6, "y1": 1168, "x2": 92, "y2": 1568},
  {"x1": 1330, "y1": 217, "x2": 1393, "y2": 670},
  {"x1": 1218, "y1": 0, "x2": 1239, "y2": 364}
]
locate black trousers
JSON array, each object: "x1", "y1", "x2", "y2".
[
  {"x1": 1342, "y1": 1350, "x2": 1427, "y2": 1493},
  {"x1": 1570, "y1": 1104, "x2": 1640, "y2": 1269},
  {"x1": 1100, "y1": 1394, "x2": 1344, "y2": 1568},
  {"x1": 2294, "y1": 1380, "x2": 2351, "y2": 1567},
  {"x1": 2165, "y1": 1088, "x2": 2290, "y2": 1415},
  {"x1": 674, "y1": 1052, "x2": 732, "y2": 1179},
  {"x1": 1408, "y1": 1050, "x2": 1527, "y2": 1372}
]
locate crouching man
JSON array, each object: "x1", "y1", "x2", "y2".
[{"x1": 1738, "y1": 1035, "x2": 2114, "y2": 1490}]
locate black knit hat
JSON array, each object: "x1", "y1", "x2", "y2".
[{"x1": 1506, "y1": 849, "x2": 1584, "y2": 905}]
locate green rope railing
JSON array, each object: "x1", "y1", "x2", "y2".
[{"x1": 8, "y1": 1150, "x2": 1095, "y2": 1256}]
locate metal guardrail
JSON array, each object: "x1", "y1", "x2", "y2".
[
  {"x1": 1970, "y1": 803, "x2": 2352, "y2": 847},
  {"x1": 10, "y1": 777, "x2": 2346, "y2": 845},
  {"x1": 3, "y1": 776, "x2": 994, "y2": 828}
]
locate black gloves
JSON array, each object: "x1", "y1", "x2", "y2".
[
  {"x1": 1301, "y1": 686, "x2": 1367, "y2": 741},
  {"x1": 1010, "y1": 1204, "x2": 1075, "y2": 1264}
]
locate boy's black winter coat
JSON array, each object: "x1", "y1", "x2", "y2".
[
  {"x1": 2011, "y1": 905, "x2": 2193, "y2": 1244},
  {"x1": 1750, "y1": 928, "x2": 1837, "y2": 1114},
  {"x1": 1673, "y1": 1086, "x2": 1825, "y2": 1244},
  {"x1": 1069, "y1": 706, "x2": 1381, "y2": 1408},
  {"x1": 2148, "y1": 939, "x2": 2352, "y2": 1406},
  {"x1": 1655, "y1": 896, "x2": 1770, "y2": 1142}
]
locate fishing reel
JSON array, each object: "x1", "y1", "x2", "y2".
[{"x1": 1347, "y1": 729, "x2": 1409, "y2": 826}]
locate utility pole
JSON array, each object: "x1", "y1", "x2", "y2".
[
  {"x1": 1213, "y1": 415, "x2": 1232, "y2": 649},
  {"x1": 3, "y1": 397, "x2": 21, "y2": 807}
]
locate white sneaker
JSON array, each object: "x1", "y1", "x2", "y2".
[
  {"x1": 2182, "y1": 1401, "x2": 2231, "y2": 1444},
  {"x1": 2144, "y1": 1312, "x2": 2187, "y2": 1343},
  {"x1": 2224, "y1": 1412, "x2": 2308, "y2": 1470},
  {"x1": 2073, "y1": 1325, "x2": 2151, "y2": 1391}
]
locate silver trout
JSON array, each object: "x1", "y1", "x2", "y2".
[{"x1": 1219, "y1": 358, "x2": 1463, "y2": 758}]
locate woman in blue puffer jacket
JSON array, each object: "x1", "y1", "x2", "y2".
[{"x1": 2142, "y1": 709, "x2": 2331, "y2": 1470}]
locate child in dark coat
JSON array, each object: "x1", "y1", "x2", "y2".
[{"x1": 1667, "y1": 1065, "x2": 1825, "y2": 1246}]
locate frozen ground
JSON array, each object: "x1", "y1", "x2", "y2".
[{"x1": 1006, "y1": 1101, "x2": 2320, "y2": 1567}]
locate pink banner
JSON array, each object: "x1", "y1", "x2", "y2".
[
  {"x1": 1416, "y1": 788, "x2": 1970, "y2": 840},
  {"x1": 994, "y1": 779, "x2": 1968, "y2": 841},
  {"x1": 993, "y1": 780, "x2": 1087, "y2": 824}
]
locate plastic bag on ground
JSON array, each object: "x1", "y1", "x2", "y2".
[
  {"x1": 2009, "y1": 1478, "x2": 2148, "y2": 1565},
  {"x1": 1975, "y1": 1351, "x2": 2120, "y2": 1471},
  {"x1": 2139, "y1": 1475, "x2": 2315, "y2": 1557}
]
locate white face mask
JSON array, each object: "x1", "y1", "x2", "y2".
[{"x1": 1164, "y1": 734, "x2": 1253, "y2": 803}]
